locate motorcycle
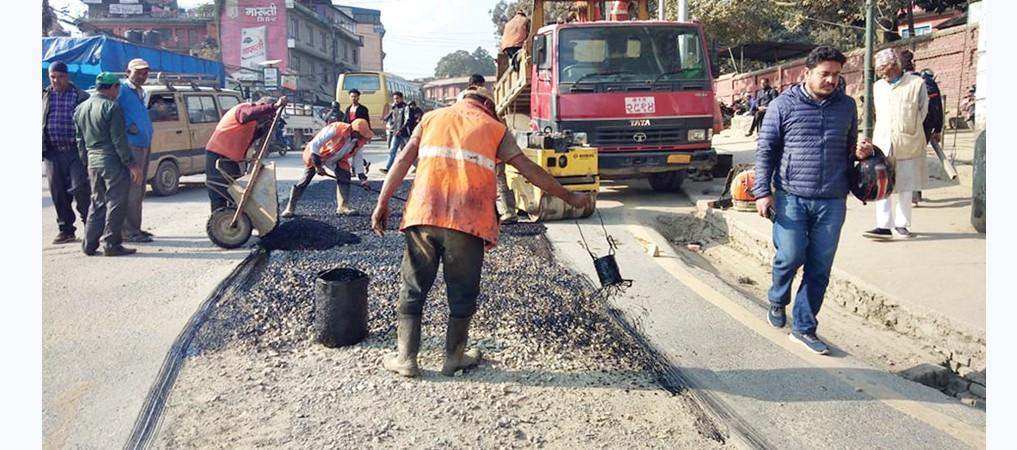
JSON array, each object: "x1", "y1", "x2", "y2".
[
  {"x1": 961, "y1": 84, "x2": 976, "y2": 129},
  {"x1": 269, "y1": 117, "x2": 293, "y2": 157}
]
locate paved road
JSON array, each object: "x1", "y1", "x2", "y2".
[
  {"x1": 41, "y1": 142, "x2": 393, "y2": 449},
  {"x1": 544, "y1": 179, "x2": 985, "y2": 449}
]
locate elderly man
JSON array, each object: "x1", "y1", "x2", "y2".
[
  {"x1": 753, "y1": 46, "x2": 873, "y2": 354},
  {"x1": 75, "y1": 73, "x2": 145, "y2": 257},
  {"x1": 116, "y1": 58, "x2": 155, "y2": 243},
  {"x1": 862, "y1": 48, "x2": 928, "y2": 240},
  {"x1": 43, "y1": 61, "x2": 92, "y2": 244},
  {"x1": 372, "y1": 87, "x2": 592, "y2": 378},
  {"x1": 204, "y1": 95, "x2": 288, "y2": 212}
]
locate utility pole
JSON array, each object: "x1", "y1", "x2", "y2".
[
  {"x1": 863, "y1": 0, "x2": 876, "y2": 138},
  {"x1": 658, "y1": 0, "x2": 664, "y2": 20},
  {"x1": 678, "y1": 0, "x2": 688, "y2": 22}
]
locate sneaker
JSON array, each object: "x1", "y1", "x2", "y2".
[
  {"x1": 789, "y1": 330, "x2": 830, "y2": 355},
  {"x1": 123, "y1": 233, "x2": 153, "y2": 243},
  {"x1": 140, "y1": 230, "x2": 154, "y2": 238},
  {"x1": 379, "y1": 167, "x2": 388, "y2": 174},
  {"x1": 767, "y1": 305, "x2": 786, "y2": 328},
  {"x1": 103, "y1": 245, "x2": 137, "y2": 257},
  {"x1": 53, "y1": 233, "x2": 77, "y2": 245},
  {"x1": 894, "y1": 227, "x2": 915, "y2": 239},
  {"x1": 862, "y1": 228, "x2": 892, "y2": 240}
]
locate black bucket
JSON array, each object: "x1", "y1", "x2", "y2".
[
  {"x1": 313, "y1": 267, "x2": 369, "y2": 347},
  {"x1": 593, "y1": 254, "x2": 625, "y2": 288}
]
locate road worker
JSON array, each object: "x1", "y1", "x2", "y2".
[
  {"x1": 281, "y1": 117, "x2": 372, "y2": 217},
  {"x1": 204, "y1": 95, "x2": 288, "y2": 212},
  {"x1": 500, "y1": 10, "x2": 530, "y2": 71},
  {"x1": 371, "y1": 86, "x2": 592, "y2": 378}
]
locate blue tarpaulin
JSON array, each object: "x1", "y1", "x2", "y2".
[{"x1": 42, "y1": 35, "x2": 225, "y2": 90}]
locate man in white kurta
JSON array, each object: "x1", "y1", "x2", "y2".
[{"x1": 863, "y1": 48, "x2": 928, "y2": 240}]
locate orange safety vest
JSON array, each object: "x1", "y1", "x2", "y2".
[
  {"x1": 206, "y1": 104, "x2": 259, "y2": 161},
  {"x1": 400, "y1": 101, "x2": 505, "y2": 248},
  {"x1": 302, "y1": 122, "x2": 360, "y2": 172}
]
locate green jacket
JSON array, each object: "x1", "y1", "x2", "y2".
[{"x1": 73, "y1": 93, "x2": 133, "y2": 169}]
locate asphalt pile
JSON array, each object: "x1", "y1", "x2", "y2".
[{"x1": 188, "y1": 178, "x2": 658, "y2": 374}]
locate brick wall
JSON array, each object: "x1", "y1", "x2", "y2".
[{"x1": 714, "y1": 24, "x2": 979, "y2": 122}]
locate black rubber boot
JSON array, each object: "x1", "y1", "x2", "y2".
[
  {"x1": 281, "y1": 185, "x2": 304, "y2": 218},
  {"x1": 441, "y1": 316, "x2": 482, "y2": 376},
  {"x1": 382, "y1": 314, "x2": 422, "y2": 377}
]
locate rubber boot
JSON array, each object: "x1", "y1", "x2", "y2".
[
  {"x1": 281, "y1": 186, "x2": 303, "y2": 218},
  {"x1": 382, "y1": 315, "x2": 421, "y2": 377},
  {"x1": 336, "y1": 182, "x2": 356, "y2": 215},
  {"x1": 441, "y1": 316, "x2": 482, "y2": 376}
]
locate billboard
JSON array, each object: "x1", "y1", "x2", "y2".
[{"x1": 220, "y1": 0, "x2": 288, "y2": 81}]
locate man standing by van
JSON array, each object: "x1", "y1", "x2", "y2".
[
  {"x1": 43, "y1": 61, "x2": 91, "y2": 245},
  {"x1": 116, "y1": 58, "x2": 155, "y2": 243},
  {"x1": 204, "y1": 95, "x2": 288, "y2": 212}
]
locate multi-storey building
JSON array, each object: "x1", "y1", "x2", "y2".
[
  {"x1": 337, "y1": 6, "x2": 384, "y2": 72},
  {"x1": 77, "y1": 0, "x2": 217, "y2": 56}
]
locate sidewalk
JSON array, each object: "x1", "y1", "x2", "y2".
[{"x1": 683, "y1": 129, "x2": 985, "y2": 372}]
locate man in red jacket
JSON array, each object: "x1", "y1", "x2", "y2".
[{"x1": 204, "y1": 96, "x2": 287, "y2": 212}]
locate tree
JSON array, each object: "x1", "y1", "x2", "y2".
[
  {"x1": 490, "y1": 0, "x2": 575, "y2": 35},
  {"x1": 434, "y1": 47, "x2": 495, "y2": 78}
]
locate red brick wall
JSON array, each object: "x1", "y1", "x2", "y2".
[{"x1": 714, "y1": 24, "x2": 978, "y2": 121}]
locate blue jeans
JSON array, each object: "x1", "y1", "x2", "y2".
[
  {"x1": 384, "y1": 134, "x2": 408, "y2": 170},
  {"x1": 769, "y1": 191, "x2": 846, "y2": 335}
]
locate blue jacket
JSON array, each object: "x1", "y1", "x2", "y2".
[
  {"x1": 116, "y1": 81, "x2": 153, "y2": 147},
  {"x1": 752, "y1": 82, "x2": 858, "y2": 199}
]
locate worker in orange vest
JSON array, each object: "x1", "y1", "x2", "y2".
[
  {"x1": 281, "y1": 117, "x2": 373, "y2": 217},
  {"x1": 371, "y1": 87, "x2": 592, "y2": 378},
  {"x1": 204, "y1": 95, "x2": 288, "y2": 212}
]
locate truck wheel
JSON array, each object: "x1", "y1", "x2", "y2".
[
  {"x1": 151, "y1": 160, "x2": 180, "y2": 196},
  {"x1": 971, "y1": 130, "x2": 986, "y2": 233},
  {"x1": 648, "y1": 170, "x2": 686, "y2": 192}
]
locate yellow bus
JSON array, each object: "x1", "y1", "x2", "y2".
[{"x1": 336, "y1": 71, "x2": 424, "y2": 134}]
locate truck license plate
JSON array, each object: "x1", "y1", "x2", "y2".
[{"x1": 625, "y1": 97, "x2": 656, "y2": 115}]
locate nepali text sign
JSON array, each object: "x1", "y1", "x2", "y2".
[{"x1": 109, "y1": 4, "x2": 143, "y2": 14}]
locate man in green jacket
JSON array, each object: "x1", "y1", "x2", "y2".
[{"x1": 74, "y1": 72, "x2": 144, "y2": 257}]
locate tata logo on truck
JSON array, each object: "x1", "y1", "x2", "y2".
[{"x1": 630, "y1": 119, "x2": 651, "y2": 127}]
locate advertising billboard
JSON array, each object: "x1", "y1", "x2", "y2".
[{"x1": 220, "y1": 0, "x2": 288, "y2": 82}]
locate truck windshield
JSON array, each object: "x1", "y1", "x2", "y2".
[{"x1": 558, "y1": 26, "x2": 706, "y2": 84}]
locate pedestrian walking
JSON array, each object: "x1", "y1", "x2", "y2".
[
  {"x1": 380, "y1": 92, "x2": 408, "y2": 173},
  {"x1": 371, "y1": 87, "x2": 592, "y2": 377},
  {"x1": 116, "y1": 58, "x2": 155, "y2": 243},
  {"x1": 746, "y1": 78, "x2": 778, "y2": 136},
  {"x1": 863, "y1": 48, "x2": 928, "y2": 240},
  {"x1": 281, "y1": 117, "x2": 372, "y2": 218},
  {"x1": 501, "y1": 10, "x2": 530, "y2": 72},
  {"x1": 344, "y1": 89, "x2": 371, "y2": 125},
  {"x1": 74, "y1": 72, "x2": 145, "y2": 257},
  {"x1": 43, "y1": 61, "x2": 92, "y2": 245},
  {"x1": 204, "y1": 96, "x2": 288, "y2": 212},
  {"x1": 752, "y1": 46, "x2": 873, "y2": 355}
]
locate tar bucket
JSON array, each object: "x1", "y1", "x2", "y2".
[
  {"x1": 593, "y1": 254, "x2": 624, "y2": 287},
  {"x1": 313, "y1": 267, "x2": 369, "y2": 347}
]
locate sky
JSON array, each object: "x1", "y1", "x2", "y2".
[{"x1": 54, "y1": 0, "x2": 504, "y2": 81}]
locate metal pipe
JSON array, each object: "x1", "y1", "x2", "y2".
[
  {"x1": 678, "y1": 0, "x2": 688, "y2": 22},
  {"x1": 863, "y1": 0, "x2": 876, "y2": 139}
]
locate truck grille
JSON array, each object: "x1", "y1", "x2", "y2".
[{"x1": 593, "y1": 126, "x2": 686, "y2": 146}]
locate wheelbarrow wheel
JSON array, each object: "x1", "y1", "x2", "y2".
[{"x1": 206, "y1": 207, "x2": 253, "y2": 249}]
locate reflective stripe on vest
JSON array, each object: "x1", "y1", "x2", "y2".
[
  {"x1": 206, "y1": 104, "x2": 258, "y2": 161},
  {"x1": 303, "y1": 122, "x2": 355, "y2": 171},
  {"x1": 400, "y1": 102, "x2": 506, "y2": 248}
]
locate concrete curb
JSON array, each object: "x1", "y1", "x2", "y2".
[{"x1": 686, "y1": 195, "x2": 985, "y2": 373}]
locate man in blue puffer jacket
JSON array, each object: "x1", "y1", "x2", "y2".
[{"x1": 752, "y1": 46, "x2": 874, "y2": 355}]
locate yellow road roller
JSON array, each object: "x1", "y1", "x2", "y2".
[{"x1": 506, "y1": 130, "x2": 598, "y2": 221}]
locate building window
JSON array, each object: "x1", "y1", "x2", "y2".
[
  {"x1": 353, "y1": 49, "x2": 358, "y2": 65},
  {"x1": 293, "y1": 56, "x2": 301, "y2": 72},
  {"x1": 343, "y1": 42, "x2": 349, "y2": 61},
  {"x1": 320, "y1": 31, "x2": 327, "y2": 51},
  {"x1": 306, "y1": 25, "x2": 313, "y2": 45},
  {"x1": 900, "y1": 25, "x2": 933, "y2": 38},
  {"x1": 289, "y1": 18, "x2": 298, "y2": 38}
]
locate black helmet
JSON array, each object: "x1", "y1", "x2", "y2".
[{"x1": 848, "y1": 145, "x2": 895, "y2": 205}]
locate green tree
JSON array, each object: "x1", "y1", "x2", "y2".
[
  {"x1": 490, "y1": 0, "x2": 575, "y2": 35},
  {"x1": 434, "y1": 46, "x2": 496, "y2": 78}
]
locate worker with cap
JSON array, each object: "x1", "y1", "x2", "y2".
[
  {"x1": 43, "y1": 60, "x2": 92, "y2": 245},
  {"x1": 204, "y1": 95, "x2": 288, "y2": 212},
  {"x1": 500, "y1": 10, "x2": 530, "y2": 72},
  {"x1": 371, "y1": 86, "x2": 592, "y2": 378},
  {"x1": 281, "y1": 117, "x2": 373, "y2": 217},
  {"x1": 74, "y1": 72, "x2": 145, "y2": 257},
  {"x1": 116, "y1": 58, "x2": 155, "y2": 243}
]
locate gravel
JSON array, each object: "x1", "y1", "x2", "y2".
[{"x1": 153, "y1": 179, "x2": 727, "y2": 449}]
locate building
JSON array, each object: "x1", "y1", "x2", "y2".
[
  {"x1": 422, "y1": 76, "x2": 495, "y2": 106},
  {"x1": 77, "y1": 0, "x2": 217, "y2": 56},
  {"x1": 337, "y1": 6, "x2": 384, "y2": 72},
  {"x1": 896, "y1": 6, "x2": 964, "y2": 38},
  {"x1": 219, "y1": 0, "x2": 363, "y2": 105}
]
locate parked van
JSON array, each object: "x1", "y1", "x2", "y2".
[{"x1": 142, "y1": 77, "x2": 244, "y2": 196}]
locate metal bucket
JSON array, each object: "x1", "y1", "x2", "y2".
[
  {"x1": 313, "y1": 267, "x2": 369, "y2": 347},
  {"x1": 593, "y1": 254, "x2": 625, "y2": 288}
]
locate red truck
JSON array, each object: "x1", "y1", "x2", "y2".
[{"x1": 495, "y1": 0, "x2": 720, "y2": 193}]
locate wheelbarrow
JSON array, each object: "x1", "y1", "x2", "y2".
[{"x1": 206, "y1": 107, "x2": 284, "y2": 249}]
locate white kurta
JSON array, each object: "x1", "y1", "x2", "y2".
[{"x1": 872, "y1": 73, "x2": 928, "y2": 230}]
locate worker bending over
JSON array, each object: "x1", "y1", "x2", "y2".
[
  {"x1": 371, "y1": 87, "x2": 592, "y2": 378},
  {"x1": 282, "y1": 117, "x2": 372, "y2": 217}
]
